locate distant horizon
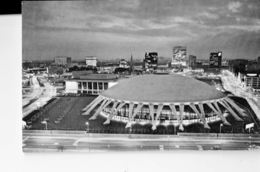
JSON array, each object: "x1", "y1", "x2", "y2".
[
  {"x1": 23, "y1": 55, "x2": 254, "y2": 64},
  {"x1": 23, "y1": 51, "x2": 259, "y2": 62},
  {"x1": 23, "y1": 0, "x2": 260, "y2": 61}
]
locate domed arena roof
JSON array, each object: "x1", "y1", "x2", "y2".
[{"x1": 101, "y1": 74, "x2": 226, "y2": 103}]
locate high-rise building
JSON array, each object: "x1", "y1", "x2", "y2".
[
  {"x1": 86, "y1": 56, "x2": 97, "y2": 67},
  {"x1": 209, "y1": 52, "x2": 222, "y2": 68},
  {"x1": 188, "y1": 55, "x2": 196, "y2": 67},
  {"x1": 130, "y1": 54, "x2": 134, "y2": 73},
  {"x1": 143, "y1": 52, "x2": 158, "y2": 71},
  {"x1": 257, "y1": 56, "x2": 260, "y2": 64},
  {"x1": 171, "y1": 46, "x2": 187, "y2": 67},
  {"x1": 54, "y1": 56, "x2": 72, "y2": 66}
]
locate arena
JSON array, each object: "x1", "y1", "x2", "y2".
[{"x1": 82, "y1": 74, "x2": 249, "y2": 131}]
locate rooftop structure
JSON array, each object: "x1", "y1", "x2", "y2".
[{"x1": 102, "y1": 75, "x2": 224, "y2": 102}]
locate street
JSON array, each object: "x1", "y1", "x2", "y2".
[
  {"x1": 23, "y1": 131, "x2": 260, "y2": 152},
  {"x1": 23, "y1": 76, "x2": 57, "y2": 118}
]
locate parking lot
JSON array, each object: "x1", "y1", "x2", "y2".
[{"x1": 23, "y1": 95, "x2": 259, "y2": 134}]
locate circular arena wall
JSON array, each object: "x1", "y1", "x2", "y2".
[{"x1": 82, "y1": 75, "x2": 247, "y2": 131}]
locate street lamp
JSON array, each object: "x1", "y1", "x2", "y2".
[
  {"x1": 129, "y1": 126, "x2": 132, "y2": 134},
  {"x1": 173, "y1": 123, "x2": 177, "y2": 135},
  {"x1": 129, "y1": 125, "x2": 132, "y2": 137},
  {"x1": 219, "y1": 123, "x2": 223, "y2": 134},
  {"x1": 85, "y1": 121, "x2": 89, "y2": 134}
]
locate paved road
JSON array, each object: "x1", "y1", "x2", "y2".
[
  {"x1": 23, "y1": 76, "x2": 57, "y2": 118},
  {"x1": 23, "y1": 132, "x2": 260, "y2": 152},
  {"x1": 23, "y1": 76, "x2": 42, "y2": 107}
]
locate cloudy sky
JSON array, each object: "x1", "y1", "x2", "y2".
[{"x1": 23, "y1": 0, "x2": 260, "y2": 61}]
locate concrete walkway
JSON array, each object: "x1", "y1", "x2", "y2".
[{"x1": 221, "y1": 70, "x2": 260, "y2": 120}]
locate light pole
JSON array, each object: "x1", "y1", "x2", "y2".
[
  {"x1": 219, "y1": 123, "x2": 223, "y2": 134},
  {"x1": 85, "y1": 121, "x2": 89, "y2": 134},
  {"x1": 129, "y1": 126, "x2": 132, "y2": 134},
  {"x1": 129, "y1": 125, "x2": 132, "y2": 137}
]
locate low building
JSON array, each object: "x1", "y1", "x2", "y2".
[
  {"x1": 54, "y1": 56, "x2": 72, "y2": 66},
  {"x1": 65, "y1": 74, "x2": 119, "y2": 95},
  {"x1": 86, "y1": 56, "x2": 97, "y2": 67},
  {"x1": 119, "y1": 59, "x2": 129, "y2": 68},
  {"x1": 230, "y1": 60, "x2": 260, "y2": 91},
  {"x1": 244, "y1": 74, "x2": 260, "y2": 90}
]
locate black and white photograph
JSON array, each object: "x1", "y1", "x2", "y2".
[{"x1": 21, "y1": 0, "x2": 260, "y2": 152}]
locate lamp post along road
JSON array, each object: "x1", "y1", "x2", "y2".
[
  {"x1": 85, "y1": 121, "x2": 89, "y2": 134},
  {"x1": 219, "y1": 123, "x2": 223, "y2": 134}
]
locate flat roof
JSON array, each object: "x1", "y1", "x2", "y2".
[{"x1": 68, "y1": 74, "x2": 118, "y2": 81}]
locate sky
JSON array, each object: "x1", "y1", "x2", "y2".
[{"x1": 23, "y1": 0, "x2": 260, "y2": 61}]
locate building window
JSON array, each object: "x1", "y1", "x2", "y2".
[
  {"x1": 104, "y1": 82, "x2": 108, "y2": 89},
  {"x1": 88, "y1": 82, "x2": 92, "y2": 89},
  {"x1": 83, "y1": 82, "x2": 87, "y2": 89},
  {"x1": 78, "y1": 82, "x2": 82, "y2": 89},
  {"x1": 98, "y1": 82, "x2": 103, "y2": 90},
  {"x1": 93, "y1": 82, "x2": 97, "y2": 90}
]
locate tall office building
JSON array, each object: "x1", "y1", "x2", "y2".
[
  {"x1": 257, "y1": 56, "x2": 260, "y2": 64},
  {"x1": 188, "y1": 55, "x2": 196, "y2": 67},
  {"x1": 209, "y1": 52, "x2": 222, "y2": 68},
  {"x1": 143, "y1": 52, "x2": 158, "y2": 71},
  {"x1": 171, "y1": 46, "x2": 187, "y2": 67},
  {"x1": 130, "y1": 54, "x2": 134, "y2": 73}
]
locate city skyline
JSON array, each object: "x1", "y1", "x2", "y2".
[{"x1": 23, "y1": 0, "x2": 260, "y2": 61}]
